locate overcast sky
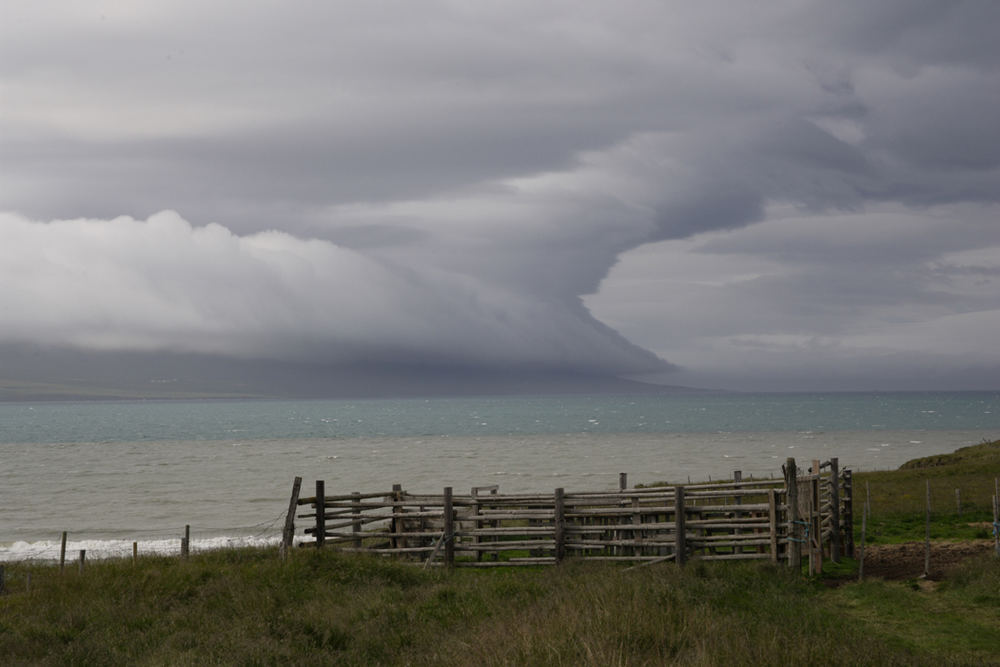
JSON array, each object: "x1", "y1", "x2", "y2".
[{"x1": 2, "y1": 1, "x2": 999, "y2": 391}]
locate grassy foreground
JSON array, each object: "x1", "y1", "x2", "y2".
[
  {"x1": 2, "y1": 441, "x2": 999, "y2": 666},
  {"x1": 2, "y1": 549, "x2": 999, "y2": 666}
]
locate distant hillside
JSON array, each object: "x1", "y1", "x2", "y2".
[{"x1": 0, "y1": 344, "x2": 715, "y2": 401}]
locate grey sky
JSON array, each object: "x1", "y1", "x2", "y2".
[{"x1": 2, "y1": 1, "x2": 999, "y2": 390}]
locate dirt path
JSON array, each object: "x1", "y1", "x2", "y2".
[{"x1": 859, "y1": 540, "x2": 995, "y2": 580}]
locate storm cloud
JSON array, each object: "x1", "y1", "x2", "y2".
[{"x1": 2, "y1": 1, "x2": 999, "y2": 390}]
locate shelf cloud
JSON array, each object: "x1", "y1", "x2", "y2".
[{"x1": 2, "y1": 1, "x2": 999, "y2": 389}]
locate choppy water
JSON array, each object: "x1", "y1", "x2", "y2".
[{"x1": 2, "y1": 392, "x2": 998, "y2": 561}]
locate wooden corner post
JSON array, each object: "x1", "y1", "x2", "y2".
[{"x1": 280, "y1": 476, "x2": 302, "y2": 559}]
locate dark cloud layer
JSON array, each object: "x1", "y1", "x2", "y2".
[{"x1": 2, "y1": 1, "x2": 999, "y2": 390}]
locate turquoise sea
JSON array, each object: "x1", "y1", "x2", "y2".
[{"x1": 2, "y1": 391, "x2": 999, "y2": 560}]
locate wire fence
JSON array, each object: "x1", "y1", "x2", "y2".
[{"x1": 0, "y1": 510, "x2": 290, "y2": 564}]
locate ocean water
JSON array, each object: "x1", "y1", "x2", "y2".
[{"x1": 2, "y1": 391, "x2": 998, "y2": 561}]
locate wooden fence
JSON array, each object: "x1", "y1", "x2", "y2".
[{"x1": 283, "y1": 457, "x2": 853, "y2": 571}]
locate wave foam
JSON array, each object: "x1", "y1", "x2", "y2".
[{"x1": 0, "y1": 535, "x2": 290, "y2": 563}]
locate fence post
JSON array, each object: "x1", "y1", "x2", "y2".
[
  {"x1": 554, "y1": 488, "x2": 566, "y2": 563},
  {"x1": 674, "y1": 486, "x2": 686, "y2": 565},
  {"x1": 280, "y1": 476, "x2": 302, "y2": 559},
  {"x1": 181, "y1": 525, "x2": 190, "y2": 559},
  {"x1": 924, "y1": 479, "x2": 931, "y2": 577},
  {"x1": 315, "y1": 480, "x2": 326, "y2": 548},
  {"x1": 768, "y1": 488, "x2": 778, "y2": 563},
  {"x1": 619, "y1": 473, "x2": 627, "y2": 491},
  {"x1": 733, "y1": 470, "x2": 743, "y2": 554},
  {"x1": 810, "y1": 460, "x2": 822, "y2": 575},
  {"x1": 78, "y1": 550, "x2": 86, "y2": 575},
  {"x1": 843, "y1": 469, "x2": 855, "y2": 558},
  {"x1": 352, "y1": 492, "x2": 362, "y2": 549},
  {"x1": 443, "y1": 486, "x2": 455, "y2": 567},
  {"x1": 632, "y1": 496, "x2": 643, "y2": 557},
  {"x1": 858, "y1": 498, "x2": 868, "y2": 580},
  {"x1": 786, "y1": 458, "x2": 801, "y2": 568},
  {"x1": 391, "y1": 483, "x2": 403, "y2": 551},
  {"x1": 993, "y1": 479, "x2": 999, "y2": 558},
  {"x1": 830, "y1": 458, "x2": 841, "y2": 562},
  {"x1": 59, "y1": 531, "x2": 67, "y2": 574}
]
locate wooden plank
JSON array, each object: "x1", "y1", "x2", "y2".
[
  {"x1": 688, "y1": 538, "x2": 774, "y2": 548},
  {"x1": 305, "y1": 514, "x2": 391, "y2": 533},
  {"x1": 697, "y1": 552, "x2": 771, "y2": 561},
  {"x1": 684, "y1": 519, "x2": 771, "y2": 528},
  {"x1": 567, "y1": 539, "x2": 675, "y2": 549},
  {"x1": 683, "y1": 489, "x2": 772, "y2": 499},
  {"x1": 565, "y1": 506, "x2": 675, "y2": 517},
  {"x1": 682, "y1": 480, "x2": 786, "y2": 491},
  {"x1": 663, "y1": 502, "x2": 772, "y2": 513},
  {"x1": 455, "y1": 559, "x2": 556, "y2": 567},
  {"x1": 475, "y1": 511, "x2": 557, "y2": 520},
  {"x1": 581, "y1": 555, "x2": 677, "y2": 562},
  {"x1": 565, "y1": 522, "x2": 678, "y2": 534},
  {"x1": 459, "y1": 526, "x2": 554, "y2": 537},
  {"x1": 320, "y1": 530, "x2": 447, "y2": 540},
  {"x1": 465, "y1": 540, "x2": 556, "y2": 551},
  {"x1": 297, "y1": 490, "x2": 395, "y2": 504},
  {"x1": 337, "y1": 545, "x2": 438, "y2": 554}
]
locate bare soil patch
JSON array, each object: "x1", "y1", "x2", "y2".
[{"x1": 860, "y1": 540, "x2": 994, "y2": 580}]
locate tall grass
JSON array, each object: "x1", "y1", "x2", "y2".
[{"x1": 5, "y1": 547, "x2": 994, "y2": 665}]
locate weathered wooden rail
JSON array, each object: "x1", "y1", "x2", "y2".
[{"x1": 282, "y1": 457, "x2": 853, "y2": 571}]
